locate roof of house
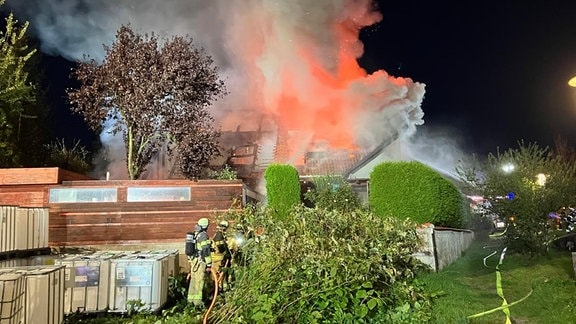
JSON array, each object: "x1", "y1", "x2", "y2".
[{"x1": 341, "y1": 133, "x2": 400, "y2": 181}]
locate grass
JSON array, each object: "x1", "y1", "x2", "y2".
[{"x1": 418, "y1": 232, "x2": 576, "y2": 323}]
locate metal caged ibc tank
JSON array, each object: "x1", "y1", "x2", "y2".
[
  {"x1": 0, "y1": 265, "x2": 65, "y2": 324},
  {"x1": 0, "y1": 271, "x2": 25, "y2": 323},
  {"x1": 55, "y1": 253, "x2": 119, "y2": 314},
  {"x1": 138, "y1": 249, "x2": 179, "y2": 276},
  {"x1": 108, "y1": 253, "x2": 169, "y2": 313}
]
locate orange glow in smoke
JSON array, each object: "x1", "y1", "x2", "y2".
[
  {"x1": 215, "y1": 0, "x2": 414, "y2": 166},
  {"x1": 270, "y1": 16, "x2": 372, "y2": 156}
]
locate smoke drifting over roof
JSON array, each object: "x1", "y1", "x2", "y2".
[{"x1": 7, "y1": 0, "x2": 432, "y2": 176}]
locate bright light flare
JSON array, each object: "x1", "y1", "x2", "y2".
[
  {"x1": 501, "y1": 163, "x2": 515, "y2": 174},
  {"x1": 536, "y1": 173, "x2": 546, "y2": 186},
  {"x1": 569, "y1": 76, "x2": 576, "y2": 87}
]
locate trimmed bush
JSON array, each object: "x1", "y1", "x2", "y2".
[
  {"x1": 369, "y1": 161, "x2": 464, "y2": 228},
  {"x1": 264, "y1": 164, "x2": 301, "y2": 219}
]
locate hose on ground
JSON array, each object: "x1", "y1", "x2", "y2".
[
  {"x1": 203, "y1": 267, "x2": 218, "y2": 324},
  {"x1": 203, "y1": 260, "x2": 229, "y2": 324}
]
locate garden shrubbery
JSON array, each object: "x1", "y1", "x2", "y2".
[
  {"x1": 210, "y1": 204, "x2": 433, "y2": 323},
  {"x1": 304, "y1": 175, "x2": 363, "y2": 212},
  {"x1": 370, "y1": 161, "x2": 465, "y2": 228}
]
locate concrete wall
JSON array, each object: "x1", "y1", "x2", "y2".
[
  {"x1": 413, "y1": 224, "x2": 436, "y2": 270},
  {"x1": 413, "y1": 224, "x2": 475, "y2": 272},
  {"x1": 435, "y1": 228, "x2": 475, "y2": 270}
]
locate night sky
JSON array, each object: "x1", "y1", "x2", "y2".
[
  {"x1": 361, "y1": 1, "x2": 576, "y2": 155},
  {"x1": 10, "y1": 1, "x2": 576, "y2": 157}
]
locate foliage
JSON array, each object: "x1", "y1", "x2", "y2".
[
  {"x1": 44, "y1": 138, "x2": 92, "y2": 173},
  {"x1": 0, "y1": 2, "x2": 40, "y2": 167},
  {"x1": 211, "y1": 205, "x2": 434, "y2": 323},
  {"x1": 303, "y1": 175, "x2": 363, "y2": 212},
  {"x1": 460, "y1": 141, "x2": 576, "y2": 254},
  {"x1": 67, "y1": 24, "x2": 226, "y2": 180},
  {"x1": 125, "y1": 299, "x2": 151, "y2": 317},
  {"x1": 177, "y1": 127, "x2": 222, "y2": 179},
  {"x1": 209, "y1": 164, "x2": 237, "y2": 180},
  {"x1": 553, "y1": 135, "x2": 576, "y2": 164},
  {"x1": 370, "y1": 161, "x2": 465, "y2": 228},
  {"x1": 419, "y1": 236, "x2": 576, "y2": 323},
  {"x1": 264, "y1": 164, "x2": 301, "y2": 219}
]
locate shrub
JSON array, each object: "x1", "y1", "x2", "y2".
[
  {"x1": 45, "y1": 138, "x2": 92, "y2": 174},
  {"x1": 209, "y1": 164, "x2": 237, "y2": 180},
  {"x1": 211, "y1": 205, "x2": 433, "y2": 323},
  {"x1": 304, "y1": 175, "x2": 363, "y2": 212},
  {"x1": 264, "y1": 164, "x2": 301, "y2": 219},
  {"x1": 370, "y1": 161, "x2": 464, "y2": 228}
]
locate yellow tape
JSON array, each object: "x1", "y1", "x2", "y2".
[
  {"x1": 467, "y1": 289, "x2": 533, "y2": 319},
  {"x1": 468, "y1": 246, "x2": 532, "y2": 322},
  {"x1": 496, "y1": 266, "x2": 511, "y2": 324}
]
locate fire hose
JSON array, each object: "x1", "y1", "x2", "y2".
[{"x1": 203, "y1": 260, "x2": 230, "y2": 324}]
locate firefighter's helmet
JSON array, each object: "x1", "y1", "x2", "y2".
[{"x1": 198, "y1": 218, "x2": 209, "y2": 229}]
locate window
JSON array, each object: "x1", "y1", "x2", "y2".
[
  {"x1": 126, "y1": 187, "x2": 191, "y2": 202},
  {"x1": 49, "y1": 188, "x2": 117, "y2": 203}
]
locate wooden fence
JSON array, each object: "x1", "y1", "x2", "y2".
[
  {"x1": 0, "y1": 169, "x2": 245, "y2": 248},
  {"x1": 47, "y1": 180, "x2": 244, "y2": 246}
]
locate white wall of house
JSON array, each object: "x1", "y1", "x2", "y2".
[{"x1": 346, "y1": 140, "x2": 405, "y2": 181}]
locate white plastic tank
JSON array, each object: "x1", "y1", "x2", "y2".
[
  {"x1": 55, "y1": 253, "x2": 116, "y2": 314},
  {"x1": 35, "y1": 208, "x2": 49, "y2": 250},
  {"x1": 139, "y1": 249, "x2": 180, "y2": 276},
  {"x1": 0, "y1": 258, "x2": 28, "y2": 268},
  {"x1": 108, "y1": 253, "x2": 169, "y2": 313},
  {"x1": 0, "y1": 206, "x2": 16, "y2": 254},
  {"x1": 0, "y1": 271, "x2": 25, "y2": 324},
  {"x1": 0, "y1": 265, "x2": 65, "y2": 324},
  {"x1": 14, "y1": 208, "x2": 34, "y2": 251},
  {"x1": 13, "y1": 207, "x2": 49, "y2": 251}
]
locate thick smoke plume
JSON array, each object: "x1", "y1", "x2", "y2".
[{"x1": 7, "y1": 0, "x2": 428, "y2": 178}]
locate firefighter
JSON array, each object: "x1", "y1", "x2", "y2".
[
  {"x1": 187, "y1": 217, "x2": 212, "y2": 307},
  {"x1": 211, "y1": 220, "x2": 231, "y2": 291}
]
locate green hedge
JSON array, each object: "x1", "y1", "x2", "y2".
[
  {"x1": 369, "y1": 161, "x2": 464, "y2": 228},
  {"x1": 264, "y1": 164, "x2": 301, "y2": 219}
]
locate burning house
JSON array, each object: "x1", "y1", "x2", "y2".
[
  {"x1": 38, "y1": 0, "x2": 427, "y2": 189},
  {"x1": 5, "y1": 0, "x2": 437, "y2": 205}
]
